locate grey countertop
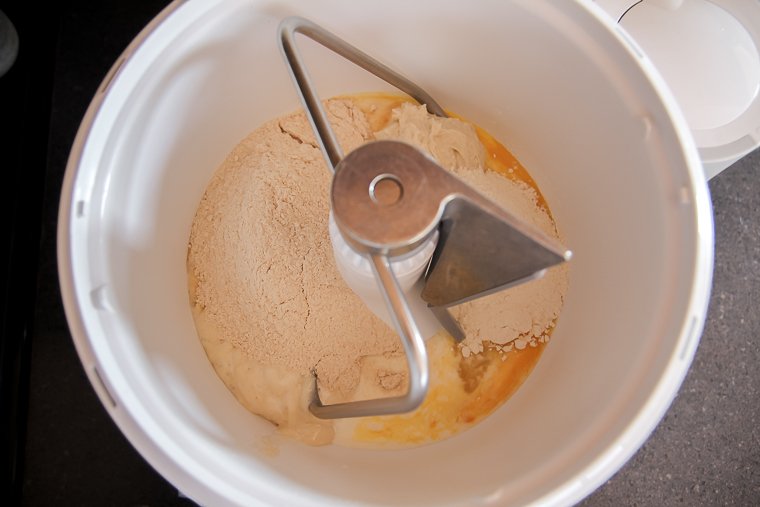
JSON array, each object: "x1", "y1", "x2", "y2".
[{"x1": 583, "y1": 152, "x2": 760, "y2": 506}]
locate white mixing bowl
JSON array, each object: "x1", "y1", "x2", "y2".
[{"x1": 58, "y1": 1, "x2": 713, "y2": 505}]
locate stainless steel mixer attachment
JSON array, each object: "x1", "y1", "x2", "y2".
[{"x1": 278, "y1": 16, "x2": 571, "y2": 420}]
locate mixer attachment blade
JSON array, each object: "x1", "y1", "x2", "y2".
[
  {"x1": 332, "y1": 140, "x2": 571, "y2": 312},
  {"x1": 279, "y1": 17, "x2": 570, "y2": 420},
  {"x1": 422, "y1": 190, "x2": 571, "y2": 308}
]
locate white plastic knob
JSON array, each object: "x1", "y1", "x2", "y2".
[{"x1": 328, "y1": 212, "x2": 442, "y2": 339}]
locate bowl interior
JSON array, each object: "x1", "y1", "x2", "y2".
[{"x1": 65, "y1": 1, "x2": 707, "y2": 505}]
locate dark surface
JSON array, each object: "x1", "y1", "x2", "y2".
[
  {"x1": 0, "y1": 0, "x2": 60, "y2": 503},
  {"x1": 2, "y1": 1, "x2": 759, "y2": 505},
  {"x1": 584, "y1": 153, "x2": 760, "y2": 506},
  {"x1": 4, "y1": 1, "x2": 192, "y2": 505}
]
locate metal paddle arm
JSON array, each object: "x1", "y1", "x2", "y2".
[{"x1": 278, "y1": 17, "x2": 570, "y2": 420}]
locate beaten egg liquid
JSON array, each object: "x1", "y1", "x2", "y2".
[{"x1": 331, "y1": 93, "x2": 559, "y2": 448}]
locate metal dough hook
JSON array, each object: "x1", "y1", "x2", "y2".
[{"x1": 278, "y1": 16, "x2": 571, "y2": 420}]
